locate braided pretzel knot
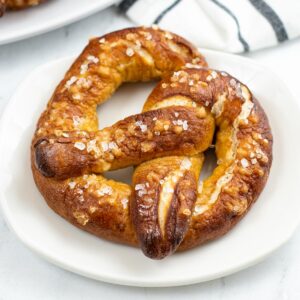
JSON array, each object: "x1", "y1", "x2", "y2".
[
  {"x1": 31, "y1": 27, "x2": 272, "y2": 259},
  {"x1": 0, "y1": 0, "x2": 44, "y2": 15}
]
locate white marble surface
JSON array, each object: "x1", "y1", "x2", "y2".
[{"x1": 1, "y1": 5, "x2": 300, "y2": 300}]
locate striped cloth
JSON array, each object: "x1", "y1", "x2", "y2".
[{"x1": 119, "y1": 0, "x2": 300, "y2": 53}]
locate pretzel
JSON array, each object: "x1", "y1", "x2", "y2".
[
  {"x1": 0, "y1": 0, "x2": 44, "y2": 16},
  {"x1": 31, "y1": 27, "x2": 272, "y2": 259}
]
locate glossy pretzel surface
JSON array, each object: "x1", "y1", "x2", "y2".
[{"x1": 31, "y1": 27, "x2": 272, "y2": 259}]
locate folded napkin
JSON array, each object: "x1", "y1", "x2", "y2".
[{"x1": 119, "y1": 0, "x2": 300, "y2": 53}]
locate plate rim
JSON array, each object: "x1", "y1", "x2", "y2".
[
  {"x1": 1, "y1": 49, "x2": 300, "y2": 287},
  {"x1": 0, "y1": 0, "x2": 117, "y2": 45}
]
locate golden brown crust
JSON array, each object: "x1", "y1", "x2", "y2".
[{"x1": 31, "y1": 27, "x2": 272, "y2": 259}]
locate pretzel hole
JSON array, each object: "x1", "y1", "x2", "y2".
[
  {"x1": 96, "y1": 82, "x2": 159, "y2": 184},
  {"x1": 104, "y1": 166, "x2": 134, "y2": 185},
  {"x1": 96, "y1": 82, "x2": 157, "y2": 129},
  {"x1": 200, "y1": 148, "x2": 218, "y2": 182}
]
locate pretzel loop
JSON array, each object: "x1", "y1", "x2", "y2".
[{"x1": 31, "y1": 27, "x2": 272, "y2": 259}]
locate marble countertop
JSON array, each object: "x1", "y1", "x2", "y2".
[{"x1": 1, "y1": 6, "x2": 300, "y2": 300}]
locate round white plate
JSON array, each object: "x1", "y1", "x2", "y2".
[
  {"x1": 0, "y1": 0, "x2": 117, "y2": 45},
  {"x1": 1, "y1": 49, "x2": 300, "y2": 287}
]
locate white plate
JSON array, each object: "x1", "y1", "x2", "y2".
[
  {"x1": 0, "y1": 0, "x2": 117, "y2": 45},
  {"x1": 1, "y1": 49, "x2": 300, "y2": 287}
]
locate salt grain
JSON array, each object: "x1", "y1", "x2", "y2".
[
  {"x1": 100, "y1": 141, "x2": 109, "y2": 152},
  {"x1": 65, "y1": 76, "x2": 77, "y2": 88},
  {"x1": 126, "y1": 48, "x2": 134, "y2": 57},
  {"x1": 74, "y1": 142, "x2": 86, "y2": 151},
  {"x1": 87, "y1": 55, "x2": 99, "y2": 64},
  {"x1": 121, "y1": 198, "x2": 128, "y2": 209},
  {"x1": 97, "y1": 186, "x2": 113, "y2": 196},
  {"x1": 68, "y1": 182, "x2": 76, "y2": 189},
  {"x1": 241, "y1": 158, "x2": 249, "y2": 168}
]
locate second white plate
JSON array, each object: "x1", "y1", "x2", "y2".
[
  {"x1": 0, "y1": 0, "x2": 117, "y2": 45},
  {"x1": 1, "y1": 49, "x2": 300, "y2": 287}
]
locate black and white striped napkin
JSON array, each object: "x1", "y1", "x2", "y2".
[{"x1": 119, "y1": 0, "x2": 300, "y2": 53}]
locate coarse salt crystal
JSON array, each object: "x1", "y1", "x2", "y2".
[
  {"x1": 65, "y1": 76, "x2": 77, "y2": 88},
  {"x1": 182, "y1": 120, "x2": 188, "y2": 130},
  {"x1": 80, "y1": 64, "x2": 88, "y2": 74},
  {"x1": 100, "y1": 141, "x2": 109, "y2": 152},
  {"x1": 74, "y1": 142, "x2": 86, "y2": 151},
  {"x1": 73, "y1": 116, "x2": 82, "y2": 127},
  {"x1": 97, "y1": 186, "x2": 113, "y2": 196},
  {"x1": 73, "y1": 94, "x2": 81, "y2": 100},
  {"x1": 108, "y1": 141, "x2": 118, "y2": 149},
  {"x1": 135, "y1": 184, "x2": 145, "y2": 191},
  {"x1": 194, "y1": 205, "x2": 207, "y2": 215},
  {"x1": 251, "y1": 158, "x2": 257, "y2": 164},
  {"x1": 121, "y1": 198, "x2": 128, "y2": 209},
  {"x1": 241, "y1": 158, "x2": 249, "y2": 168},
  {"x1": 77, "y1": 77, "x2": 92, "y2": 88},
  {"x1": 135, "y1": 121, "x2": 147, "y2": 132},
  {"x1": 185, "y1": 63, "x2": 202, "y2": 69},
  {"x1": 140, "y1": 124, "x2": 147, "y2": 132},
  {"x1": 87, "y1": 55, "x2": 99, "y2": 64},
  {"x1": 87, "y1": 139, "x2": 97, "y2": 152},
  {"x1": 135, "y1": 40, "x2": 142, "y2": 49},
  {"x1": 181, "y1": 158, "x2": 192, "y2": 170},
  {"x1": 126, "y1": 48, "x2": 134, "y2": 57},
  {"x1": 138, "y1": 190, "x2": 147, "y2": 197},
  {"x1": 68, "y1": 182, "x2": 76, "y2": 189}
]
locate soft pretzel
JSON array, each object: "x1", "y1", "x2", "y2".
[
  {"x1": 31, "y1": 27, "x2": 272, "y2": 259},
  {"x1": 0, "y1": 0, "x2": 45, "y2": 16}
]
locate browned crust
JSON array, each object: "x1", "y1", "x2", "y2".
[{"x1": 31, "y1": 27, "x2": 272, "y2": 259}]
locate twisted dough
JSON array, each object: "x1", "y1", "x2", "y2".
[
  {"x1": 32, "y1": 27, "x2": 272, "y2": 259},
  {"x1": 0, "y1": 0, "x2": 44, "y2": 16}
]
